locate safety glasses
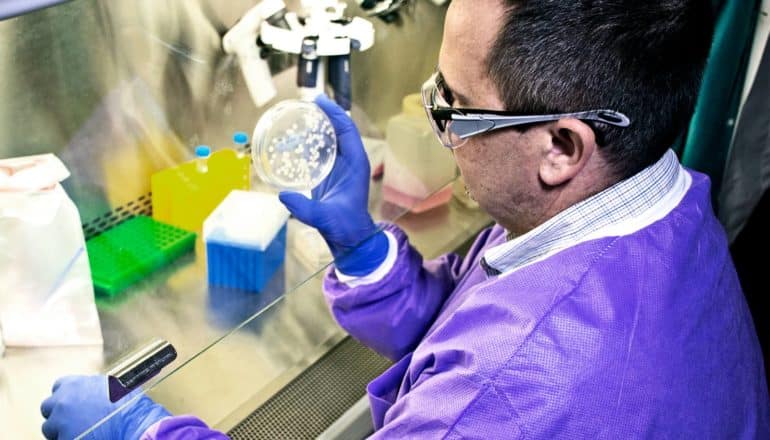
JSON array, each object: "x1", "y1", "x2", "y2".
[{"x1": 420, "y1": 71, "x2": 632, "y2": 149}]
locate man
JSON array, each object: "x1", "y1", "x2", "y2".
[{"x1": 42, "y1": 0, "x2": 769, "y2": 438}]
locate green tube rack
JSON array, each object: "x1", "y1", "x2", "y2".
[{"x1": 86, "y1": 215, "x2": 196, "y2": 295}]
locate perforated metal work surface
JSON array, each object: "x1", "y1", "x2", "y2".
[{"x1": 227, "y1": 337, "x2": 392, "y2": 440}]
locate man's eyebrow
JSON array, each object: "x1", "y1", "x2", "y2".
[{"x1": 437, "y1": 69, "x2": 471, "y2": 106}]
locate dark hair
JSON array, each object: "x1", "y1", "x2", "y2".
[{"x1": 488, "y1": 1, "x2": 715, "y2": 179}]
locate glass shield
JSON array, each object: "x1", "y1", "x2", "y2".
[{"x1": 0, "y1": 0, "x2": 491, "y2": 438}]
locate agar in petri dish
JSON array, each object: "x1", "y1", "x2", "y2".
[{"x1": 252, "y1": 100, "x2": 337, "y2": 191}]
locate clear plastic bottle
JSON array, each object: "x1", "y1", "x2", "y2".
[
  {"x1": 233, "y1": 132, "x2": 249, "y2": 151},
  {"x1": 195, "y1": 145, "x2": 211, "y2": 173},
  {"x1": 383, "y1": 94, "x2": 456, "y2": 213}
]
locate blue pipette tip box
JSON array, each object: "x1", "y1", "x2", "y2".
[
  {"x1": 206, "y1": 225, "x2": 286, "y2": 292},
  {"x1": 203, "y1": 190, "x2": 289, "y2": 292}
]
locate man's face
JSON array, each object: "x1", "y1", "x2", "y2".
[{"x1": 438, "y1": 0, "x2": 548, "y2": 232}]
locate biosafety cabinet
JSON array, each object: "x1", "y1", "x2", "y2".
[{"x1": 0, "y1": 1, "x2": 490, "y2": 438}]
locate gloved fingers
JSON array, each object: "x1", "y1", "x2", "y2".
[
  {"x1": 311, "y1": 158, "x2": 348, "y2": 198},
  {"x1": 40, "y1": 395, "x2": 55, "y2": 418},
  {"x1": 314, "y1": 95, "x2": 366, "y2": 162},
  {"x1": 121, "y1": 386, "x2": 144, "y2": 403},
  {"x1": 51, "y1": 377, "x2": 66, "y2": 393},
  {"x1": 41, "y1": 417, "x2": 58, "y2": 440},
  {"x1": 315, "y1": 94, "x2": 355, "y2": 137},
  {"x1": 51, "y1": 375, "x2": 85, "y2": 393},
  {"x1": 279, "y1": 191, "x2": 320, "y2": 226},
  {"x1": 311, "y1": 172, "x2": 331, "y2": 200}
]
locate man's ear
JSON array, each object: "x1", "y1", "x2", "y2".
[{"x1": 538, "y1": 118, "x2": 597, "y2": 187}]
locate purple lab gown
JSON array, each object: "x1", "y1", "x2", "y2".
[
  {"x1": 140, "y1": 416, "x2": 228, "y2": 439},
  {"x1": 142, "y1": 170, "x2": 768, "y2": 439},
  {"x1": 322, "y1": 170, "x2": 769, "y2": 439}
]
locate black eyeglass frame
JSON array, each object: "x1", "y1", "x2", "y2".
[{"x1": 421, "y1": 72, "x2": 632, "y2": 149}]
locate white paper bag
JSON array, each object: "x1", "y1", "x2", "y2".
[{"x1": 0, "y1": 154, "x2": 102, "y2": 347}]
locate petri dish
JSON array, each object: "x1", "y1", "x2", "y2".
[{"x1": 252, "y1": 100, "x2": 337, "y2": 191}]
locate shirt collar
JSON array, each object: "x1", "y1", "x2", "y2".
[{"x1": 481, "y1": 149, "x2": 684, "y2": 276}]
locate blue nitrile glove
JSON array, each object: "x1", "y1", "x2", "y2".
[
  {"x1": 41, "y1": 375, "x2": 170, "y2": 440},
  {"x1": 279, "y1": 94, "x2": 389, "y2": 276}
]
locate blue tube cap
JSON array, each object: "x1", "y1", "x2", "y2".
[
  {"x1": 233, "y1": 132, "x2": 249, "y2": 145},
  {"x1": 195, "y1": 145, "x2": 211, "y2": 158}
]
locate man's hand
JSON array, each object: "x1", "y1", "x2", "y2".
[
  {"x1": 279, "y1": 95, "x2": 389, "y2": 277},
  {"x1": 41, "y1": 375, "x2": 170, "y2": 440}
]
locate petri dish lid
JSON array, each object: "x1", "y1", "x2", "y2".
[{"x1": 252, "y1": 100, "x2": 337, "y2": 191}]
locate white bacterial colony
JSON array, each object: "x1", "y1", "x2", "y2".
[{"x1": 266, "y1": 111, "x2": 335, "y2": 186}]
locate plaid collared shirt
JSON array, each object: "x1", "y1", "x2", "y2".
[{"x1": 481, "y1": 149, "x2": 684, "y2": 276}]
